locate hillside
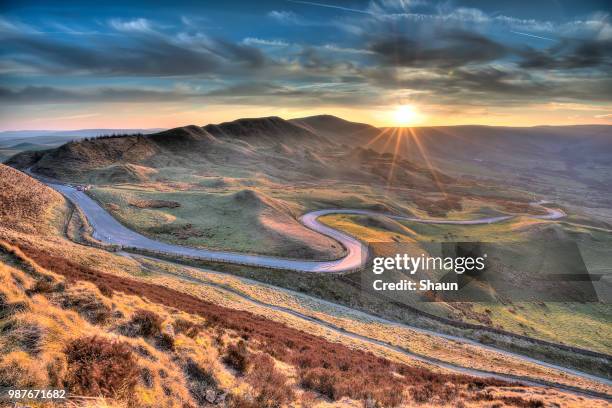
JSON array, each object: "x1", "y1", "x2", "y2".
[
  {"x1": 5, "y1": 115, "x2": 458, "y2": 189},
  {"x1": 1, "y1": 166, "x2": 589, "y2": 408},
  {"x1": 290, "y1": 114, "x2": 379, "y2": 144},
  {"x1": 204, "y1": 116, "x2": 329, "y2": 144},
  {"x1": 5, "y1": 117, "x2": 331, "y2": 181},
  {"x1": 0, "y1": 164, "x2": 66, "y2": 235}
]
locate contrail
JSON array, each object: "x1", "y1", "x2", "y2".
[
  {"x1": 287, "y1": 0, "x2": 376, "y2": 15},
  {"x1": 510, "y1": 30, "x2": 555, "y2": 41}
]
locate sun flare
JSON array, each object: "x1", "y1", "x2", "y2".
[{"x1": 393, "y1": 104, "x2": 419, "y2": 126}]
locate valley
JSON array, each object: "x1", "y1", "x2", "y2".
[{"x1": 2, "y1": 115, "x2": 611, "y2": 407}]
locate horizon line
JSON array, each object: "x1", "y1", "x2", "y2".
[{"x1": 1, "y1": 115, "x2": 610, "y2": 133}]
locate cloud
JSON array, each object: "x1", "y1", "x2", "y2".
[
  {"x1": 268, "y1": 10, "x2": 303, "y2": 25},
  {"x1": 518, "y1": 38, "x2": 612, "y2": 69},
  {"x1": 365, "y1": 64, "x2": 612, "y2": 105},
  {"x1": 0, "y1": 82, "x2": 381, "y2": 108},
  {"x1": 0, "y1": 18, "x2": 272, "y2": 76},
  {"x1": 108, "y1": 18, "x2": 152, "y2": 32},
  {"x1": 242, "y1": 37, "x2": 289, "y2": 47},
  {"x1": 1, "y1": 3, "x2": 610, "y2": 116},
  {"x1": 368, "y1": 29, "x2": 508, "y2": 68},
  {"x1": 0, "y1": 86, "x2": 195, "y2": 104}
]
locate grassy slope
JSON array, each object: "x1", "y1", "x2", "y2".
[
  {"x1": 5, "y1": 164, "x2": 590, "y2": 407},
  {"x1": 87, "y1": 184, "x2": 345, "y2": 259},
  {"x1": 319, "y1": 213, "x2": 612, "y2": 354}
]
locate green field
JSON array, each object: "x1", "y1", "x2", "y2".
[{"x1": 319, "y1": 213, "x2": 612, "y2": 353}]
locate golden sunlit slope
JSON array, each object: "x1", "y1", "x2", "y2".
[
  {"x1": 0, "y1": 170, "x2": 554, "y2": 408},
  {"x1": 0, "y1": 164, "x2": 67, "y2": 235}
]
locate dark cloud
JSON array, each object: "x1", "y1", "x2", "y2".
[
  {"x1": 368, "y1": 29, "x2": 509, "y2": 68},
  {"x1": 0, "y1": 28, "x2": 269, "y2": 76},
  {"x1": 209, "y1": 39, "x2": 267, "y2": 68},
  {"x1": 0, "y1": 82, "x2": 381, "y2": 107},
  {"x1": 365, "y1": 65, "x2": 612, "y2": 105},
  {"x1": 0, "y1": 86, "x2": 195, "y2": 104},
  {"x1": 518, "y1": 38, "x2": 612, "y2": 70}
]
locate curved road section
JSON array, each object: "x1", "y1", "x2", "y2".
[{"x1": 50, "y1": 183, "x2": 564, "y2": 273}]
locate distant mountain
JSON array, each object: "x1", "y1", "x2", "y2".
[
  {"x1": 5, "y1": 116, "x2": 455, "y2": 193},
  {"x1": 5, "y1": 116, "x2": 610, "y2": 210},
  {"x1": 290, "y1": 114, "x2": 378, "y2": 144},
  {"x1": 4, "y1": 117, "x2": 333, "y2": 181},
  {"x1": 0, "y1": 128, "x2": 166, "y2": 162},
  {"x1": 0, "y1": 128, "x2": 165, "y2": 139},
  {"x1": 204, "y1": 116, "x2": 328, "y2": 144}
]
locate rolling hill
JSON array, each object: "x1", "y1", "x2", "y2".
[
  {"x1": 5, "y1": 163, "x2": 600, "y2": 407},
  {"x1": 5, "y1": 116, "x2": 451, "y2": 189}
]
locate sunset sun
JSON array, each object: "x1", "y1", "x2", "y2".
[{"x1": 393, "y1": 104, "x2": 419, "y2": 126}]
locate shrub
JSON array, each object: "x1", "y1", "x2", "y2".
[
  {"x1": 299, "y1": 367, "x2": 339, "y2": 400},
  {"x1": 4, "y1": 320, "x2": 43, "y2": 354},
  {"x1": 64, "y1": 336, "x2": 139, "y2": 400},
  {"x1": 59, "y1": 286, "x2": 112, "y2": 324},
  {"x1": 127, "y1": 309, "x2": 163, "y2": 337},
  {"x1": 155, "y1": 332, "x2": 175, "y2": 351},
  {"x1": 46, "y1": 353, "x2": 68, "y2": 388},
  {"x1": 411, "y1": 384, "x2": 434, "y2": 403},
  {"x1": 0, "y1": 351, "x2": 48, "y2": 387},
  {"x1": 246, "y1": 354, "x2": 293, "y2": 408},
  {"x1": 227, "y1": 394, "x2": 258, "y2": 408},
  {"x1": 173, "y1": 318, "x2": 202, "y2": 338},
  {"x1": 183, "y1": 358, "x2": 217, "y2": 405},
  {"x1": 499, "y1": 396, "x2": 545, "y2": 408},
  {"x1": 26, "y1": 278, "x2": 62, "y2": 295},
  {"x1": 223, "y1": 340, "x2": 250, "y2": 374},
  {"x1": 96, "y1": 282, "x2": 114, "y2": 298}
]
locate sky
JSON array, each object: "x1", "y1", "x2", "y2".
[{"x1": 0, "y1": 0, "x2": 611, "y2": 130}]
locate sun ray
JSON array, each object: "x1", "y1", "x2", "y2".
[
  {"x1": 364, "y1": 127, "x2": 393, "y2": 148},
  {"x1": 406, "y1": 127, "x2": 447, "y2": 196},
  {"x1": 385, "y1": 128, "x2": 403, "y2": 190}
]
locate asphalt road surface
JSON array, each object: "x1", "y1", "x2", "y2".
[{"x1": 50, "y1": 182, "x2": 565, "y2": 273}]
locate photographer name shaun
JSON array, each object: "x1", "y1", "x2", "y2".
[{"x1": 370, "y1": 253, "x2": 488, "y2": 292}]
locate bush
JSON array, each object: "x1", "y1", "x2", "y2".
[
  {"x1": 0, "y1": 351, "x2": 48, "y2": 388},
  {"x1": 59, "y1": 286, "x2": 112, "y2": 324},
  {"x1": 223, "y1": 340, "x2": 249, "y2": 374},
  {"x1": 246, "y1": 354, "x2": 293, "y2": 408},
  {"x1": 64, "y1": 336, "x2": 139, "y2": 400},
  {"x1": 411, "y1": 384, "x2": 434, "y2": 403},
  {"x1": 299, "y1": 367, "x2": 339, "y2": 400},
  {"x1": 155, "y1": 332, "x2": 175, "y2": 351},
  {"x1": 173, "y1": 318, "x2": 202, "y2": 338},
  {"x1": 26, "y1": 278, "x2": 62, "y2": 295},
  {"x1": 127, "y1": 310, "x2": 163, "y2": 337},
  {"x1": 183, "y1": 358, "x2": 217, "y2": 405},
  {"x1": 96, "y1": 283, "x2": 113, "y2": 298}
]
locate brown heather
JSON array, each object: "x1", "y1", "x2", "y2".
[
  {"x1": 64, "y1": 336, "x2": 140, "y2": 401},
  {"x1": 16, "y1": 242, "x2": 517, "y2": 406}
]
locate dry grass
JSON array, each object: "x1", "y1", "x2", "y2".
[
  {"x1": 64, "y1": 336, "x2": 140, "y2": 400},
  {"x1": 0, "y1": 249, "x2": 197, "y2": 407},
  {"x1": 0, "y1": 164, "x2": 66, "y2": 235},
  {"x1": 10, "y1": 241, "x2": 552, "y2": 408},
  {"x1": 1, "y1": 166, "x2": 610, "y2": 407}
]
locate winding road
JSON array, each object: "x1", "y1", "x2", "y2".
[
  {"x1": 43, "y1": 181, "x2": 612, "y2": 399},
  {"x1": 50, "y1": 183, "x2": 565, "y2": 273}
]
